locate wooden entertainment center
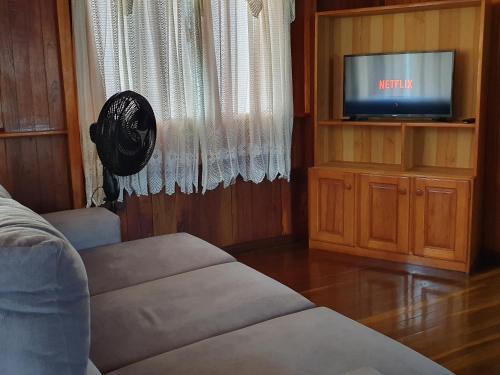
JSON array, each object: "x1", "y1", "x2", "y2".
[{"x1": 309, "y1": 0, "x2": 491, "y2": 272}]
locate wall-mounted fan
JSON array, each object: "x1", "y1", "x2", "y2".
[{"x1": 90, "y1": 90, "x2": 156, "y2": 203}]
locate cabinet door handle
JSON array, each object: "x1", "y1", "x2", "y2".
[
  {"x1": 345, "y1": 183, "x2": 352, "y2": 191},
  {"x1": 399, "y1": 188, "x2": 407, "y2": 195},
  {"x1": 416, "y1": 189, "x2": 424, "y2": 196}
]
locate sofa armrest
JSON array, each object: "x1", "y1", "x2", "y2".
[{"x1": 42, "y1": 207, "x2": 121, "y2": 251}]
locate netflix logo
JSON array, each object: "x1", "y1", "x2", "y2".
[{"x1": 378, "y1": 79, "x2": 413, "y2": 90}]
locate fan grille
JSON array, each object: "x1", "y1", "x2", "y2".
[{"x1": 91, "y1": 91, "x2": 157, "y2": 177}]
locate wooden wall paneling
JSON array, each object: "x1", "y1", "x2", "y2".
[
  {"x1": 231, "y1": 180, "x2": 283, "y2": 245},
  {"x1": 483, "y1": 0, "x2": 500, "y2": 252},
  {"x1": 0, "y1": 140, "x2": 11, "y2": 191},
  {"x1": 28, "y1": 0, "x2": 51, "y2": 132},
  {"x1": 116, "y1": 200, "x2": 129, "y2": 242},
  {"x1": 48, "y1": 136, "x2": 73, "y2": 211},
  {"x1": 5, "y1": 138, "x2": 41, "y2": 210},
  {"x1": 0, "y1": 0, "x2": 74, "y2": 214},
  {"x1": 178, "y1": 184, "x2": 233, "y2": 247},
  {"x1": 41, "y1": 0, "x2": 65, "y2": 131},
  {"x1": 291, "y1": 0, "x2": 313, "y2": 116},
  {"x1": 0, "y1": 135, "x2": 71, "y2": 213},
  {"x1": 137, "y1": 195, "x2": 154, "y2": 239},
  {"x1": 9, "y1": 0, "x2": 34, "y2": 132},
  {"x1": 56, "y1": 0, "x2": 86, "y2": 208},
  {"x1": 0, "y1": 0, "x2": 18, "y2": 132},
  {"x1": 315, "y1": 16, "x2": 334, "y2": 122},
  {"x1": 151, "y1": 192, "x2": 178, "y2": 236},
  {"x1": 122, "y1": 194, "x2": 142, "y2": 241},
  {"x1": 291, "y1": 167, "x2": 310, "y2": 238},
  {"x1": 117, "y1": 178, "x2": 288, "y2": 247},
  {"x1": 36, "y1": 135, "x2": 72, "y2": 213},
  {"x1": 118, "y1": 194, "x2": 154, "y2": 241},
  {"x1": 411, "y1": 127, "x2": 475, "y2": 169},
  {"x1": 232, "y1": 181, "x2": 255, "y2": 244},
  {"x1": 281, "y1": 179, "x2": 293, "y2": 235},
  {"x1": 321, "y1": 125, "x2": 402, "y2": 165}
]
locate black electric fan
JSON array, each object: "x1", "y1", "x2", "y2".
[{"x1": 90, "y1": 90, "x2": 156, "y2": 203}]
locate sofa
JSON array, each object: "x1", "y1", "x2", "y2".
[{"x1": 0, "y1": 185, "x2": 453, "y2": 375}]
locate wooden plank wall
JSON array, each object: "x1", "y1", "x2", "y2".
[
  {"x1": 483, "y1": 0, "x2": 500, "y2": 252},
  {"x1": 0, "y1": 0, "x2": 72, "y2": 213}
]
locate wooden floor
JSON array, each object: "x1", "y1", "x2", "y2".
[{"x1": 236, "y1": 244, "x2": 500, "y2": 375}]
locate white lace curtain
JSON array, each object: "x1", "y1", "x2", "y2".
[{"x1": 72, "y1": 0, "x2": 295, "y2": 206}]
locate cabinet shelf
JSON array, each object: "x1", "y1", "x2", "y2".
[
  {"x1": 317, "y1": 120, "x2": 476, "y2": 129},
  {"x1": 317, "y1": 120, "x2": 401, "y2": 127},
  {"x1": 0, "y1": 129, "x2": 68, "y2": 139},
  {"x1": 319, "y1": 161, "x2": 402, "y2": 172},
  {"x1": 316, "y1": 162, "x2": 474, "y2": 179},
  {"x1": 404, "y1": 122, "x2": 476, "y2": 129}
]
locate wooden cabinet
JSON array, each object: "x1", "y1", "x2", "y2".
[
  {"x1": 358, "y1": 174, "x2": 410, "y2": 254},
  {"x1": 309, "y1": 169, "x2": 355, "y2": 246},
  {"x1": 311, "y1": 0, "x2": 489, "y2": 272},
  {"x1": 413, "y1": 178, "x2": 470, "y2": 262},
  {"x1": 309, "y1": 168, "x2": 473, "y2": 272}
]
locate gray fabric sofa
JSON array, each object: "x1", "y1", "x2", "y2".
[{"x1": 0, "y1": 188, "x2": 453, "y2": 375}]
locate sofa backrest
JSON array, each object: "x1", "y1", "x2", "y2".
[{"x1": 0, "y1": 196, "x2": 90, "y2": 375}]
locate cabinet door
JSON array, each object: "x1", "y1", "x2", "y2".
[
  {"x1": 413, "y1": 178, "x2": 470, "y2": 262},
  {"x1": 358, "y1": 174, "x2": 410, "y2": 253},
  {"x1": 309, "y1": 169, "x2": 355, "y2": 246}
]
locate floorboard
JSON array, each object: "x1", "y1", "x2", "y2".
[{"x1": 236, "y1": 244, "x2": 500, "y2": 375}]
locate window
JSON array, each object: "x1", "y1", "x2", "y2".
[{"x1": 73, "y1": 0, "x2": 294, "y2": 205}]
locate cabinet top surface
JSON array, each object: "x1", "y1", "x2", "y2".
[
  {"x1": 316, "y1": 0, "x2": 482, "y2": 18},
  {"x1": 311, "y1": 163, "x2": 475, "y2": 180}
]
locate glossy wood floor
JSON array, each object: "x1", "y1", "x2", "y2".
[{"x1": 236, "y1": 244, "x2": 500, "y2": 375}]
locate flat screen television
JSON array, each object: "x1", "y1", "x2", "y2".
[{"x1": 343, "y1": 51, "x2": 455, "y2": 119}]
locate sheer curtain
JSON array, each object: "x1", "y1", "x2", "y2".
[
  {"x1": 201, "y1": 0, "x2": 295, "y2": 191},
  {"x1": 73, "y1": 0, "x2": 294, "y2": 206}
]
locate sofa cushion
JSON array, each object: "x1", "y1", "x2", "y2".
[
  {"x1": 81, "y1": 233, "x2": 235, "y2": 295},
  {"x1": 0, "y1": 199, "x2": 90, "y2": 375},
  {"x1": 0, "y1": 184, "x2": 11, "y2": 199},
  {"x1": 42, "y1": 207, "x2": 121, "y2": 251},
  {"x1": 107, "y1": 307, "x2": 451, "y2": 375},
  {"x1": 90, "y1": 262, "x2": 314, "y2": 372}
]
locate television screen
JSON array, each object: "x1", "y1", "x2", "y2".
[{"x1": 343, "y1": 51, "x2": 455, "y2": 119}]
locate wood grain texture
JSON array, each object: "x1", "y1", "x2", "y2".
[
  {"x1": 116, "y1": 179, "x2": 293, "y2": 247},
  {"x1": 413, "y1": 177, "x2": 470, "y2": 261},
  {"x1": 483, "y1": 0, "x2": 500, "y2": 252},
  {"x1": 0, "y1": 0, "x2": 65, "y2": 132},
  {"x1": 56, "y1": 0, "x2": 85, "y2": 208},
  {"x1": 358, "y1": 174, "x2": 410, "y2": 253},
  {"x1": 0, "y1": 135, "x2": 71, "y2": 213},
  {"x1": 0, "y1": 0, "x2": 73, "y2": 213},
  {"x1": 318, "y1": 125, "x2": 403, "y2": 166},
  {"x1": 309, "y1": 169, "x2": 355, "y2": 245},
  {"x1": 236, "y1": 244, "x2": 500, "y2": 374}
]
